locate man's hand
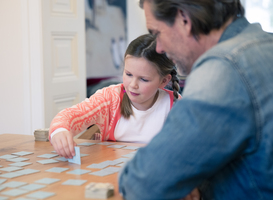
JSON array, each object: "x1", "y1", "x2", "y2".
[
  {"x1": 51, "y1": 131, "x2": 76, "y2": 159},
  {"x1": 182, "y1": 188, "x2": 200, "y2": 200}
]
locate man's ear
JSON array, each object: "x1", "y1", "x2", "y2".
[
  {"x1": 177, "y1": 9, "x2": 192, "y2": 36},
  {"x1": 159, "y1": 74, "x2": 172, "y2": 89}
]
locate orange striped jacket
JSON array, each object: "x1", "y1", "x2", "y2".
[{"x1": 49, "y1": 84, "x2": 176, "y2": 141}]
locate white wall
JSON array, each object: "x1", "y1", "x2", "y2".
[
  {"x1": 0, "y1": 0, "x2": 147, "y2": 135},
  {"x1": 0, "y1": 1, "x2": 32, "y2": 135},
  {"x1": 127, "y1": 0, "x2": 148, "y2": 45},
  {"x1": 0, "y1": 0, "x2": 44, "y2": 135}
]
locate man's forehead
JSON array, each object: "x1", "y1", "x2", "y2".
[{"x1": 143, "y1": 1, "x2": 157, "y2": 33}]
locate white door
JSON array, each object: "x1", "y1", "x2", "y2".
[{"x1": 42, "y1": 0, "x2": 86, "y2": 127}]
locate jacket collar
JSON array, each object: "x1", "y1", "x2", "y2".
[{"x1": 219, "y1": 17, "x2": 250, "y2": 43}]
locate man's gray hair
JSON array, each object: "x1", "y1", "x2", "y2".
[{"x1": 139, "y1": 0, "x2": 244, "y2": 38}]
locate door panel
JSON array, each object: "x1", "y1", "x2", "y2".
[{"x1": 42, "y1": 0, "x2": 86, "y2": 127}]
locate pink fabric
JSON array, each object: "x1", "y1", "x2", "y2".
[{"x1": 49, "y1": 83, "x2": 177, "y2": 141}]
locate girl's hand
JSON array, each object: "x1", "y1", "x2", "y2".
[
  {"x1": 94, "y1": 133, "x2": 102, "y2": 140},
  {"x1": 181, "y1": 188, "x2": 200, "y2": 200},
  {"x1": 51, "y1": 131, "x2": 76, "y2": 159}
]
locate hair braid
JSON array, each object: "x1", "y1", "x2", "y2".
[
  {"x1": 121, "y1": 91, "x2": 132, "y2": 118},
  {"x1": 170, "y1": 68, "x2": 180, "y2": 101}
]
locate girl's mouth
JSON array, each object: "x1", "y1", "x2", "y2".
[{"x1": 130, "y1": 92, "x2": 139, "y2": 96}]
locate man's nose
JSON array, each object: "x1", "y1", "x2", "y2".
[{"x1": 156, "y1": 40, "x2": 165, "y2": 54}]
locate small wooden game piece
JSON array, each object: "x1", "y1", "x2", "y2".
[
  {"x1": 85, "y1": 182, "x2": 114, "y2": 199},
  {"x1": 34, "y1": 128, "x2": 49, "y2": 141}
]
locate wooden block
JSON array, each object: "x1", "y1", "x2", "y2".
[
  {"x1": 34, "y1": 128, "x2": 49, "y2": 141},
  {"x1": 85, "y1": 182, "x2": 114, "y2": 199}
]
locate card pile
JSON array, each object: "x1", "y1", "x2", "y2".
[
  {"x1": 85, "y1": 182, "x2": 114, "y2": 199},
  {"x1": 34, "y1": 128, "x2": 49, "y2": 141}
]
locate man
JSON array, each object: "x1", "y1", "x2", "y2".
[{"x1": 118, "y1": 0, "x2": 273, "y2": 199}]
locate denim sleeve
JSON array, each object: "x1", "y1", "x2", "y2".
[{"x1": 118, "y1": 58, "x2": 257, "y2": 199}]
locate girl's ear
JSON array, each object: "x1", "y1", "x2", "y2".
[{"x1": 159, "y1": 74, "x2": 172, "y2": 89}]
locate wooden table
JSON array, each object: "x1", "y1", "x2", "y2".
[{"x1": 0, "y1": 134, "x2": 144, "y2": 199}]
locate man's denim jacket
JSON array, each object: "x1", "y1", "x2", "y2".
[{"x1": 119, "y1": 17, "x2": 273, "y2": 200}]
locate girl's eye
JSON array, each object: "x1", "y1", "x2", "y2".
[
  {"x1": 141, "y1": 78, "x2": 149, "y2": 82},
  {"x1": 126, "y1": 73, "x2": 132, "y2": 77}
]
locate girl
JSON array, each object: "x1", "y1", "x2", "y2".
[{"x1": 49, "y1": 34, "x2": 180, "y2": 158}]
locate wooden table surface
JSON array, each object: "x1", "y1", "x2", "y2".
[{"x1": 0, "y1": 134, "x2": 144, "y2": 200}]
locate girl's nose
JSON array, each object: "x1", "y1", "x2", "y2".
[{"x1": 130, "y1": 79, "x2": 138, "y2": 89}]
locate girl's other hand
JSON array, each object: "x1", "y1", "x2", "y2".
[{"x1": 94, "y1": 132, "x2": 102, "y2": 140}]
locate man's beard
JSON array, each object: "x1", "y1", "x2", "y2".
[
  {"x1": 175, "y1": 61, "x2": 189, "y2": 76},
  {"x1": 166, "y1": 53, "x2": 191, "y2": 76}
]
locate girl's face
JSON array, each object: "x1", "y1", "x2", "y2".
[{"x1": 123, "y1": 55, "x2": 169, "y2": 111}]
